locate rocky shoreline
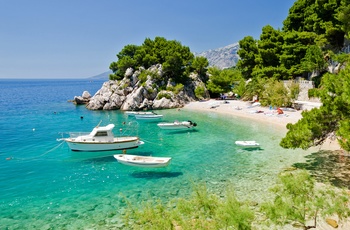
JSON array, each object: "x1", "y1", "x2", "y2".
[{"x1": 71, "y1": 64, "x2": 208, "y2": 111}]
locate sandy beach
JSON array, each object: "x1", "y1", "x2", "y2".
[{"x1": 183, "y1": 99, "x2": 341, "y2": 151}]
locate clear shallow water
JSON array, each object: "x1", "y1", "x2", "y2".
[{"x1": 0, "y1": 79, "x2": 311, "y2": 229}]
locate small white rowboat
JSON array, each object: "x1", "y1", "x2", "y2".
[
  {"x1": 157, "y1": 120, "x2": 197, "y2": 130},
  {"x1": 113, "y1": 154, "x2": 172, "y2": 168},
  {"x1": 125, "y1": 111, "x2": 155, "y2": 116},
  {"x1": 235, "y1": 141, "x2": 260, "y2": 148},
  {"x1": 135, "y1": 114, "x2": 163, "y2": 120}
]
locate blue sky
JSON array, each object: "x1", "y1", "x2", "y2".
[{"x1": 0, "y1": 0, "x2": 295, "y2": 79}]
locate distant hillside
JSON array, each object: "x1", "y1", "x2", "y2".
[
  {"x1": 194, "y1": 43, "x2": 240, "y2": 69},
  {"x1": 88, "y1": 70, "x2": 112, "y2": 80}
]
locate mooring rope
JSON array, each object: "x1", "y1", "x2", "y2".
[
  {"x1": 6, "y1": 141, "x2": 65, "y2": 161},
  {"x1": 141, "y1": 138, "x2": 164, "y2": 146}
]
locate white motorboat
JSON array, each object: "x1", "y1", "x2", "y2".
[
  {"x1": 235, "y1": 141, "x2": 260, "y2": 148},
  {"x1": 113, "y1": 154, "x2": 172, "y2": 168},
  {"x1": 157, "y1": 120, "x2": 197, "y2": 130},
  {"x1": 125, "y1": 111, "x2": 155, "y2": 116},
  {"x1": 135, "y1": 114, "x2": 163, "y2": 120},
  {"x1": 61, "y1": 124, "x2": 144, "y2": 151}
]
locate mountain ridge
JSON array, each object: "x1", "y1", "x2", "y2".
[
  {"x1": 88, "y1": 70, "x2": 112, "y2": 80},
  {"x1": 194, "y1": 42, "x2": 239, "y2": 69}
]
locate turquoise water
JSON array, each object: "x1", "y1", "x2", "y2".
[{"x1": 0, "y1": 79, "x2": 311, "y2": 229}]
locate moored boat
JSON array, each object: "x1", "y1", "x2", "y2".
[
  {"x1": 235, "y1": 140, "x2": 260, "y2": 148},
  {"x1": 113, "y1": 154, "x2": 172, "y2": 168},
  {"x1": 125, "y1": 111, "x2": 155, "y2": 116},
  {"x1": 61, "y1": 124, "x2": 144, "y2": 151},
  {"x1": 157, "y1": 120, "x2": 197, "y2": 130},
  {"x1": 135, "y1": 114, "x2": 163, "y2": 120}
]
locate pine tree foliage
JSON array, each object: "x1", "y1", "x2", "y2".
[
  {"x1": 283, "y1": 0, "x2": 345, "y2": 50},
  {"x1": 336, "y1": 0, "x2": 350, "y2": 38},
  {"x1": 206, "y1": 67, "x2": 242, "y2": 95},
  {"x1": 237, "y1": 0, "x2": 349, "y2": 81},
  {"x1": 256, "y1": 25, "x2": 284, "y2": 68},
  {"x1": 109, "y1": 37, "x2": 196, "y2": 83},
  {"x1": 237, "y1": 36, "x2": 258, "y2": 80},
  {"x1": 301, "y1": 45, "x2": 328, "y2": 73},
  {"x1": 191, "y1": 56, "x2": 209, "y2": 82},
  {"x1": 281, "y1": 57, "x2": 350, "y2": 150},
  {"x1": 280, "y1": 31, "x2": 319, "y2": 77}
]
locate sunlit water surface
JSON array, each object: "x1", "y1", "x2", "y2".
[{"x1": 0, "y1": 79, "x2": 313, "y2": 229}]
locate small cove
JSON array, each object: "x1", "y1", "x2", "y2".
[{"x1": 0, "y1": 79, "x2": 334, "y2": 229}]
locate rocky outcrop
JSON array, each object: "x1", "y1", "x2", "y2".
[
  {"x1": 72, "y1": 91, "x2": 91, "y2": 105},
  {"x1": 85, "y1": 64, "x2": 208, "y2": 110}
]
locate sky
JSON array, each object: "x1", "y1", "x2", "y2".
[{"x1": 0, "y1": 0, "x2": 296, "y2": 79}]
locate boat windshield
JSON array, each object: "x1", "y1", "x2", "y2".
[{"x1": 94, "y1": 131, "x2": 108, "y2": 137}]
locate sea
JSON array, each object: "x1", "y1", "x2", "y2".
[{"x1": 0, "y1": 79, "x2": 313, "y2": 229}]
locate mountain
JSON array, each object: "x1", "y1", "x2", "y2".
[
  {"x1": 88, "y1": 70, "x2": 112, "y2": 80},
  {"x1": 194, "y1": 43, "x2": 240, "y2": 69}
]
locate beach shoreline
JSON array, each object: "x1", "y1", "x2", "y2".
[
  {"x1": 184, "y1": 99, "x2": 350, "y2": 230},
  {"x1": 183, "y1": 99, "x2": 341, "y2": 151}
]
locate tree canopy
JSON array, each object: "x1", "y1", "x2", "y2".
[
  {"x1": 281, "y1": 58, "x2": 350, "y2": 151},
  {"x1": 109, "y1": 37, "x2": 195, "y2": 83},
  {"x1": 206, "y1": 67, "x2": 242, "y2": 95},
  {"x1": 283, "y1": 0, "x2": 345, "y2": 50},
  {"x1": 236, "y1": 0, "x2": 350, "y2": 81},
  {"x1": 236, "y1": 36, "x2": 258, "y2": 80}
]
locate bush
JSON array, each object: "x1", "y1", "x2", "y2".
[
  {"x1": 195, "y1": 85, "x2": 206, "y2": 99},
  {"x1": 166, "y1": 83, "x2": 184, "y2": 94},
  {"x1": 121, "y1": 183, "x2": 254, "y2": 230},
  {"x1": 261, "y1": 170, "x2": 350, "y2": 229},
  {"x1": 157, "y1": 92, "x2": 172, "y2": 100},
  {"x1": 138, "y1": 70, "x2": 160, "y2": 84},
  {"x1": 120, "y1": 171, "x2": 350, "y2": 229}
]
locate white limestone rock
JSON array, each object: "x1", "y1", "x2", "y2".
[
  {"x1": 152, "y1": 97, "x2": 179, "y2": 109},
  {"x1": 82, "y1": 91, "x2": 91, "y2": 99},
  {"x1": 84, "y1": 64, "x2": 208, "y2": 111}
]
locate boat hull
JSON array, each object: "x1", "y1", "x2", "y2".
[
  {"x1": 125, "y1": 111, "x2": 154, "y2": 116},
  {"x1": 65, "y1": 139, "x2": 144, "y2": 152},
  {"x1": 158, "y1": 126, "x2": 191, "y2": 130},
  {"x1": 157, "y1": 124, "x2": 193, "y2": 130},
  {"x1": 135, "y1": 114, "x2": 163, "y2": 120},
  {"x1": 157, "y1": 121, "x2": 196, "y2": 130},
  {"x1": 235, "y1": 141, "x2": 260, "y2": 148},
  {"x1": 114, "y1": 154, "x2": 171, "y2": 168}
]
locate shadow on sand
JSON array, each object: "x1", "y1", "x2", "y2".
[{"x1": 292, "y1": 150, "x2": 350, "y2": 189}]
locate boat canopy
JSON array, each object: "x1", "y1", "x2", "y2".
[
  {"x1": 90, "y1": 124, "x2": 115, "y2": 138},
  {"x1": 94, "y1": 124, "x2": 115, "y2": 131}
]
